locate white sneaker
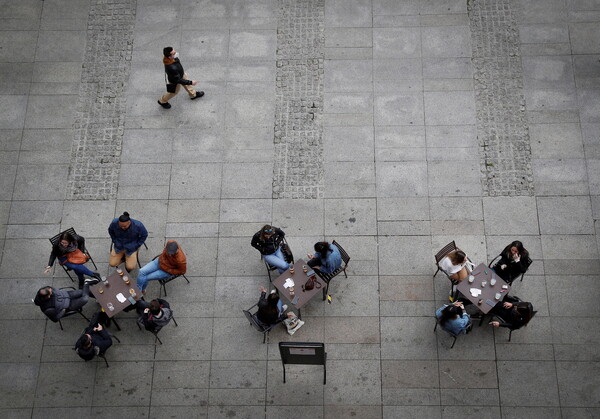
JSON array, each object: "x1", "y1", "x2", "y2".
[{"x1": 281, "y1": 304, "x2": 288, "y2": 311}]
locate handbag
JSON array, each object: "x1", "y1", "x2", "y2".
[
  {"x1": 280, "y1": 243, "x2": 294, "y2": 263},
  {"x1": 65, "y1": 249, "x2": 89, "y2": 265},
  {"x1": 302, "y1": 275, "x2": 321, "y2": 292}
]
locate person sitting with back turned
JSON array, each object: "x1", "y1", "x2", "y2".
[
  {"x1": 34, "y1": 279, "x2": 98, "y2": 322},
  {"x1": 74, "y1": 311, "x2": 113, "y2": 361},
  {"x1": 44, "y1": 231, "x2": 101, "y2": 289},
  {"x1": 256, "y1": 286, "x2": 294, "y2": 326},
  {"x1": 136, "y1": 298, "x2": 173, "y2": 332},
  {"x1": 136, "y1": 240, "x2": 186, "y2": 293},
  {"x1": 251, "y1": 225, "x2": 291, "y2": 274},
  {"x1": 489, "y1": 295, "x2": 534, "y2": 330},
  {"x1": 108, "y1": 211, "x2": 148, "y2": 273},
  {"x1": 438, "y1": 249, "x2": 470, "y2": 282},
  {"x1": 435, "y1": 301, "x2": 472, "y2": 335},
  {"x1": 491, "y1": 241, "x2": 530, "y2": 283},
  {"x1": 306, "y1": 241, "x2": 342, "y2": 274}
]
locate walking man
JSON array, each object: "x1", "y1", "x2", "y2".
[{"x1": 158, "y1": 46, "x2": 204, "y2": 109}]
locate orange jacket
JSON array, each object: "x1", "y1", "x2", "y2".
[{"x1": 158, "y1": 241, "x2": 187, "y2": 275}]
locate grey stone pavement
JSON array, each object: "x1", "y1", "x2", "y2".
[{"x1": 1, "y1": 0, "x2": 599, "y2": 417}]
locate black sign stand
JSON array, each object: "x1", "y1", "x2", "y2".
[{"x1": 279, "y1": 342, "x2": 327, "y2": 385}]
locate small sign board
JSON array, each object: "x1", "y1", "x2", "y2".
[{"x1": 279, "y1": 342, "x2": 326, "y2": 384}]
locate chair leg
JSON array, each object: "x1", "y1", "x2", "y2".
[
  {"x1": 450, "y1": 336, "x2": 457, "y2": 349},
  {"x1": 322, "y1": 281, "x2": 330, "y2": 301},
  {"x1": 77, "y1": 310, "x2": 90, "y2": 322},
  {"x1": 183, "y1": 274, "x2": 190, "y2": 284},
  {"x1": 508, "y1": 330, "x2": 513, "y2": 342},
  {"x1": 433, "y1": 267, "x2": 440, "y2": 278},
  {"x1": 263, "y1": 331, "x2": 267, "y2": 344},
  {"x1": 154, "y1": 332, "x2": 163, "y2": 345},
  {"x1": 111, "y1": 334, "x2": 121, "y2": 343},
  {"x1": 59, "y1": 319, "x2": 64, "y2": 330},
  {"x1": 160, "y1": 281, "x2": 168, "y2": 297},
  {"x1": 434, "y1": 322, "x2": 438, "y2": 332},
  {"x1": 108, "y1": 317, "x2": 121, "y2": 331},
  {"x1": 100, "y1": 354, "x2": 109, "y2": 368},
  {"x1": 171, "y1": 316, "x2": 178, "y2": 327}
]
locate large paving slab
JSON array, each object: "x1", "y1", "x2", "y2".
[{"x1": 0, "y1": 0, "x2": 599, "y2": 417}]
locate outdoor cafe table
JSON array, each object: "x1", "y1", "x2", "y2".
[
  {"x1": 90, "y1": 267, "x2": 142, "y2": 317},
  {"x1": 456, "y1": 263, "x2": 511, "y2": 314},
  {"x1": 273, "y1": 258, "x2": 326, "y2": 319}
]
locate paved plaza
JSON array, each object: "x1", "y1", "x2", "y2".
[{"x1": 1, "y1": 0, "x2": 599, "y2": 417}]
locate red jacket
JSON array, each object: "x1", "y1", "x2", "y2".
[{"x1": 158, "y1": 241, "x2": 187, "y2": 275}]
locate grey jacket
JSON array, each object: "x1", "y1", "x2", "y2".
[{"x1": 34, "y1": 287, "x2": 71, "y2": 322}]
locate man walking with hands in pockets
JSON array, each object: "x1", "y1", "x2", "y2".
[{"x1": 158, "y1": 46, "x2": 204, "y2": 109}]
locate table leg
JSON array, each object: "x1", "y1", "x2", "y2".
[{"x1": 297, "y1": 308, "x2": 302, "y2": 320}]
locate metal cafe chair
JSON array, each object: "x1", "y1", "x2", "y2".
[
  {"x1": 433, "y1": 241, "x2": 474, "y2": 301},
  {"x1": 148, "y1": 254, "x2": 190, "y2": 298},
  {"x1": 312, "y1": 240, "x2": 350, "y2": 301},
  {"x1": 242, "y1": 303, "x2": 282, "y2": 344},
  {"x1": 49, "y1": 228, "x2": 97, "y2": 283},
  {"x1": 137, "y1": 313, "x2": 178, "y2": 345},
  {"x1": 488, "y1": 254, "x2": 533, "y2": 285},
  {"x1": 434, "y1": 316, "x2": 472, "y2": 349}
]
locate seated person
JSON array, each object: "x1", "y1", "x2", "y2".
[
  {"x1": 438, "y1": 249, "x2": 469, "y2": 282},
  {"x1": 306, "y1": 241, "x2": 342, "y2": 274},
  {"x1": 137, "y1": 241, "x2": 187, "y2": 292},
  {"x1": 256, "y1": 286, "x2": 294, "y2": 326},
  {"x1": 136, "y1": 298, "x2": 173, "y2": 332},
  {"x1": 108, "y1": 211, "x2": 148, "y2": 272},
  {"x1": 44, "y1": 231, "x2": 100, "y2": 289},
  {"x1": 491, "y1": 241, "x2": 530, "y2": 283},
  {"x1": 251, "y1": 225, "x2": 290, "y2": 274},
  {"x1": 74, "y1": 311, "x2": 113, "y2": 361},
  {"x1": 436, "y1": 301, "x2": 471, "y2": 335},
  {"x1": 34, "y1": 280, "x2": 98, "y2": 322},
  {"x1": 489, "y1": 295, "x2": 534, "y2": 330}
]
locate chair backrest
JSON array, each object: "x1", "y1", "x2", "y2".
[
  {"x1": 49, "y1": 227, "x2": 78, "y2": 247},
  {"x1": 435, "y1": 241, "x2": 457, "y2": 264},
  {"x1": 243, "y1": 309, "x2": 268, "y2": 333},
  {"x1": 332, "y1": 240, "x2": 350, "y2": 267}
]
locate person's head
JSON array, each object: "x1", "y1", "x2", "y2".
[
  {"x1": 58, "y1": 231, "x2": 75, "y2": 248},
  {"x1": 149, "y1": 299, "x2": 161, "y2": 315},
  {"x1": 165, "y1": 241, "x2": 179, "y2": 255},
  {"x1": 163, "y1": 46, "x2": 174, "y2": 58},
  {"x1": 314, "y1": 241, "x2": 331, "y2": 255},
  {"x1": 266, "y1": 292, "x2": 280, "y2": 307},
  {"x1": 259, "y1": 225, "x2": 275, "y2": 241},
  {"x1": 508, "y1": 241, "x2": 527, "y2": 257},
  {"x1": 118, "y1": 212, "x2": 131, "y2": 230},
  {"x1": 448, "y1": 250, "x2": 466, "y2": 265},
  {"x1": 439, "y1": 304, "x2": 462, "y2": 327},
  {"x1": 76, "y1": 333, "x2": 92, "y2": 350},
  {"x1": 37, "y1": 286, "x2": 53, "y2": 300}
]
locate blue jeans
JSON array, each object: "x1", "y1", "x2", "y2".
[
  {"x1": 263, "y1": 247, "x2": 290, "y2": 274},
  {"x1": 60, "y1": 257, "x2": 96, "y2": 288},
  {"x1": 136, "y1": 259, "x2": 171, "y2": 291}
]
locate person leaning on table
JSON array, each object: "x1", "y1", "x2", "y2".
[
  {"x1": 436, "y1": 301, "x2": 472, "y2": 335},
  {"x1": 306, "y1": 241, "x2": 342, "y2": 274},
  {"x1": 108, "y1": 211, "x2": 148, "y2": 273}
]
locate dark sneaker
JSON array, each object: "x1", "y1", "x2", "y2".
[
  {"x1": 158, "y1": 100, "x2": 171, "y2": 109},
  {"x1": 84, "y1": 277, "x2": 100, "y2": 285},
  {"x1": 92, "y1": 272, "x2": 102, "y2": 280},
  {"x1": 191, "y1": 91, "x2": 205, "y2": 100}
]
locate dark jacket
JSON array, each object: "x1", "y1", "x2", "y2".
[
  {"x1": 491, "y1": 296, "x2": 532, "y2": 330},
  {"x1": 75, "y1": 328, "x2": 113, "y2": 360},
  {"x1": 108, "y1": 218, "x2": 148, "y2": 255},
  {"x1": 139, "y1": 299, "x2": 173, "y2": 332},
  {"x1": 251, "y1": 228, "x2": 285, "y2": 256},
  {"x1": 34, "y1": 287, "x2": 71, "y2": 322},
  {"x1": 256, "y1": 291, "x2": 283, "y2": 326},
  {"x1": 48, "y1": 234, "x2": 86, "y2": 267},
  {"x1": 164, "y1": 57, "x2": 192, "y2": 85},
  {"x1": 494, "y1": 245, "x2": 531, "y2": 282}
]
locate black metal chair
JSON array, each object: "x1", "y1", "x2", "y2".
[
  {"x1": 49, "y1": 228, "x2": 97, "y2": 284},
  {"x1": 137, "y1": 313, "x2": 178, "y2": 345},
  {"x1": 488, "y1": 296, "x2": 537, "y2": 341},
  {"x1": 148, "y1": 254, "x2": 190, "y2": 297},
  {"x1": 488, "y1": 254, "x2": 533, "y2": 285},
  {"x1": 243, "y1": 303, "x2": 282, "y2": 344},
  {"x1": 74, "y1": 333, "x2": 120, "y2": 367},
  {"x1": 312, "y1": 240, "x2": 350, "y2": 301}
]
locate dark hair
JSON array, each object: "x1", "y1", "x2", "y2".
[
  {"x1": 314, "y1": 241, "x2": 331, "y2": 255},
  {"x1": 503, "y1": 241, "x2": 528, "y2": 258},
  {"x1": 439, "y1": 305, "x2": 462, "y2": 328},
  {"x1": 59, "y1": 231, "x2": 75, "y2": 243},
  {"x1": 149, "y1": 300, "x2": 161, "y2": 315},
  {"x1": 37, "y1": 286, "x2": 52, "y2": 300},
  {"x1": 514, "y1": 302, "x2": 534, "y2": 326},
  {"x1": 449, "y1": 250, "x2": 466, "y2": 265},
  {"x1": 118, "y1": 211, "x2": 130, "y2": 223},
  {"x1": 163, "y1": 46, "x2": 173, "y2": 57},
  {"x1": 266, "y1": 292, "x2": 280, "y2": 307},
  {"x1": 76, "y1": 334, "x2": 92, "y2": 350},
  {"x1": 257, "y1": 293, "x2": 280, "y2": 322},
  {"x1": 259, "y1": 225, "x2": 274, "y2": 241}
]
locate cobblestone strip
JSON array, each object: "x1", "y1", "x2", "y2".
[
  {"x1": 273, "y1": 0, "x2": 325, "y2": 199},
  {"x1": 468, "y1": 0, "x2": 534, "y2": 196},
  {"x1": 66, "y1": 0, "x2": 136, "y2": 200}
]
